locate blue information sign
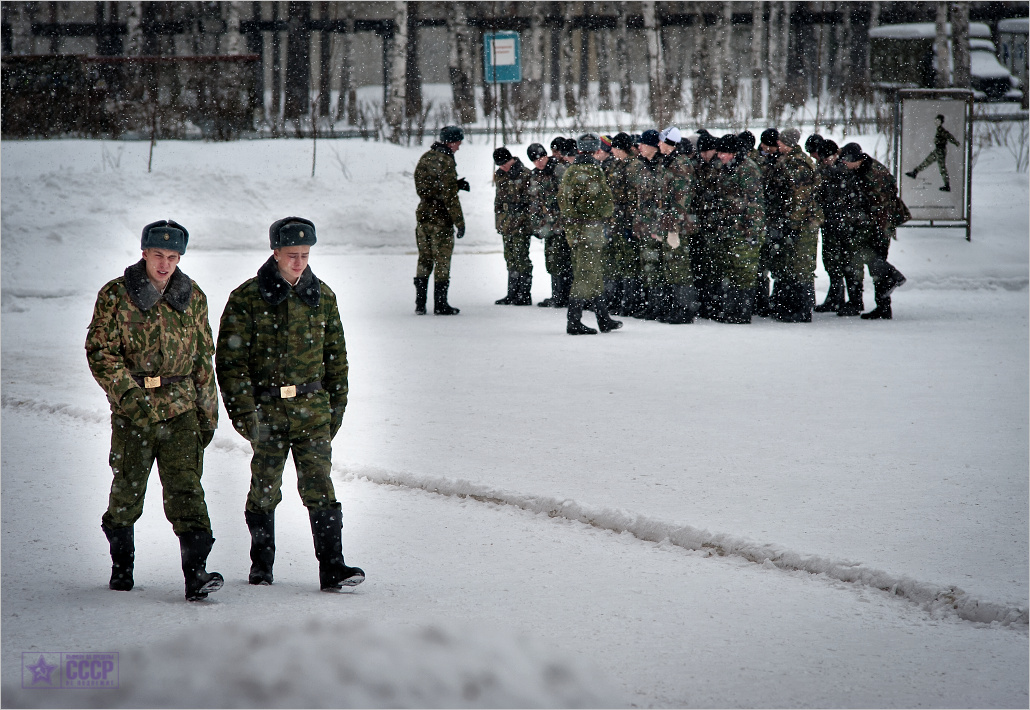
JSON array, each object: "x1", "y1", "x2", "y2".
[{"x1": 483, "y1": 31, "x2": 521, "y2": 83}]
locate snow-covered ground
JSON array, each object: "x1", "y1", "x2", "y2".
[{"x1": 1, "y1": 134, "x2": 1027, "y2": 708}]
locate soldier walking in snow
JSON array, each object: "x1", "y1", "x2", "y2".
[
  {"x1": 86, "y1": 220, "x2": 223, "y2": 602},
  {"x1": 492, "y1": 147, "x2": 535, "y2": 305},
  {"x1": 559, "y1": 133, "x2": 622, "y2": 335},
  {"x1": 905, "y1": 114, "x2": 961, "y2": 192},
  {"x1": 413, "y1": 125, "x2": 466, "y2": 315},
  {"x1": 216, "y1": 218, "x2": 364, "y2": 591}
]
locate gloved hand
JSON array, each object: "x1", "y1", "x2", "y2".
[
  {"x1": 455, "y1": 224, "x2": 465, "y2": 239},
  {"x1": 232, "y1": 411, "x2": 260, "y2": 442},
  {"x1": 456, "y1": 178, "x2": 470, "y2": 192},
  {"x1": 199, "y1": 429, "x2": 215, "y2": 448},
  {"x1": 120, "y1": 388, "x2": 154, "y2": 426},
  {"x1": 330, "y1": 407, "x2": 345, "y2": 440}
]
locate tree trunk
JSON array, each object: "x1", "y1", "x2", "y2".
[
  {"x1": 951, "y1": 2, "x2": 970, "y2": 89},
  {"x1": 642, "y1": 1, "x2": 665, "y2": 125},
  {"x1": 516, "y1": 1, "x2": 546, "y2": 118},
  {"x1": 766, "y1": 1, "x2": 786, "y2": 120},
  {"x1": 562, "y1": 3, "x2": 577, "y2": 116},
  {"x1": 385, "y1": 1, "x2": 408, "y2": 142},
  {"x1": 405, "y1": 1, "x2": 422, "y2": 118},
  {"x1": 270, "y1": 2, "x2": 283, "y2": 130},
  {"x1": 283, "y1": 2, "x2": 311, "y2": 121},
  {"x1": 579, "y1": 2, "x2": 592, "y2": 111},
  {"x1": 447, "y1": 2, "x2": 476, "y2": 124},
  {"x1": 615, "y1": 2, "x2": 632, "y2": 113},
  {"x1": 751, "y1": 0, "x2": 765, "y2": 119},
  {"x1": 934, "y1": 1, "x2": 951, "y2": 88},
  {"x1": 8, "y1": 2, "x2": 33, "y2": 55},
  {"x1": 717, "y1": 1, "x2": 735, "y2": 119},
  {"x1": 693, "y1": 2, "x2": 715, "y2": 119},
  {"x1": 597, "y1": 2, "x2": 614, "y2": 111}
]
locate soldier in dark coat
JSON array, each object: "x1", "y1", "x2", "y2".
[
  {"x1": 839, "y1": 143, "x2": 907, "y2": 319},
  {"x1": 86, "y1": 220, "x2": 223, "y2": 601},
  {"x1": 625, "y1": 129, "x2": 667, "y2": 320},
  {"x1": 492, "y1": 147, "x2": 534, "y2": 305},
  {"x1": 753, "y1": 128, "x2": 781, "y2": 316},
  {"x1": 814, "y1": 140, "x2": 867, "y2": 315},
  {"x1": 413, "y1": 125, "x2": 466, "y2": 315},
  {"x1": 659, "y1": 126, "x2": 701, "y2": 324},
  {"x1": 606, "y1": 132, "x2": 640, "y2": 316},
  {"x1": 692, "y1": 131, "x2": 722, "y2": 319},
  {"x1": 216, "y1": 218, "x2": 364, "y2": 591},
  {"x1": 527, "y1": 142, "x2": 571, "y2": 307}
]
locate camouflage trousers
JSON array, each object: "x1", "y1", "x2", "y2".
[
  {"x1": 691, "y1": 229, "x2": 719, "y2": 291},
  {"x1": 661, "y1": 233, "x2": 694, "y2": 286},
  {"x1": 711, "y1": 227, "x2": 761, "y2": 290},
  {"x1": 542, "y1": 232, "x2": 572, "y2": 275},
  {"x1": 565, "y1": 222, "x2": 606, "y2": 299},
  {"x1": 770, "y1": 224, "x2": 819, "y2": 283},
  {"x1": 820, "y1": 222, "x2": 851, "y2": 281},
  {"x1": 912, "y1": 147, "x2": 950, "y2": 186},
  {"x1": 639, "y1": 237, "x2": 667, "y2": 290},
  {"x1": 246, "y1": 417, "x2": 337, "y2": 515},
  {"x1": 415, "y1": 221, "x2": 455, "y2": 282},
  {"x1": 102, "y1": 409, "x2": 211, "y2": 535},
  {"x1": 501, "y1": 230, "x2": 533, "y2": 275},
  {"x1": 606, "y1": 228, "x2": 640, "y2": 280}
]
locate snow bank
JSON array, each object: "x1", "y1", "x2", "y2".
[{"x1": 4, "y1": 618, "x2": 623, "y2": 709}]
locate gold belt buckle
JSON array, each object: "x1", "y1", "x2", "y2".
[
  {"x1": 143, "y1": 376, "x2": 161, "y2": 389},
  {"x1": 280, "y1": 385, "x2": 297, "y2": 399}
]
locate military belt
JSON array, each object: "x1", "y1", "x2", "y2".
[
  {"x1": 257, "y1": 381, "x2": 323, "y2": 399},
  {"x1": 132, "y1": 375, "x2": 187, "y2": 389}
]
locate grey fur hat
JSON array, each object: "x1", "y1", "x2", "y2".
[
  {"x1": 269, "y1": 217, "x2": 317, "y2": 249},
  {"x1": 141, "y1": 220, "x2": 189, "y2": 254}
]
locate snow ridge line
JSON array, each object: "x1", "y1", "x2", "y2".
[
  {"x1": 7, "y1": 395, "x2": 1027, "y2": 628},
  {"x1": 342, "y1": 464, "x2": 1030, "y2": 629}
]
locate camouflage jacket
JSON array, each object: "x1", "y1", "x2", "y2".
[
  {"x1": 625, "y1": 153, "x2": 665, "y2": 239},
  {"x1": 754, "y1": 148, "x2": 780, "y2": 215},
  {"x1": 661, "y1": 148, "x2": 695, "y2": 234},
  {"x1": 715, "y1": 155, "x2": 767, "y2": 245},
  {"x1": 558, "y1": 154, "x2": 614, "y2": 223},
  {"x1": 855, "y1": 156, "x2": 900, "y2": 234},
  {"x1": 818, "y1": 161, "x2": 870, "y2": 229},
  {"x1": 414, "y1": 142, "x2": 464, "y2": 230},
  {"x1": 494, "y1": 158, "x2": 532, "y2": 236},
  {"x1": 693, "y1": 155, "x2": 723, "y2": 233},
  {"x1": 768, "y1": 145, "x2": 824, "y2": 231},
  {"x1": 527, "y1": 157, "x2": 564, "y2": 238},
  {"x1": 215, "y1": 256, "x2": 348, "y2": 430},
  {"x1": 85, "y1": 260, "x2": 218, "y2": 430},
  {"x1": 602, "y1": 155, "x2": 632, "y2": 233}
]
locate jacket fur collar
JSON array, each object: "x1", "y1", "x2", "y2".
[
  {"x1": 124, "y1": 259, "x2": 193, "y2": 312},
  {"x1": 573, "y1": 153, "x2": 600, "y2": 166},
  {"x1": 430, "y1": 141, "x2": 454, "y2": 157},
  {"x1": 257, "y1": 255, "x2": 321, "y2": 307}
]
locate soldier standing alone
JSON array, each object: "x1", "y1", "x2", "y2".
[
  {"x1": 86, "y1": 220, "x2": 223, "y2": 601},
  {"x1": 413, "y1": 125, "x2": 466, "y2": 315},
  {"x1": 216, "y1": 217, "x2": 364, "y2": 591}
]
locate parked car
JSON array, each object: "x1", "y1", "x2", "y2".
[{"x1": 870, "y1": 22, "x2": 1023, "y2": 102}]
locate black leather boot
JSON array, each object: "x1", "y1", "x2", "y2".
[
  {"x1": 513, "y1": 273, "x2": 533, "y2": 305},
  {"x1": 495, "y1": 272, "x2": 517, "y2": 305},
  {"x1": 434, "y1": 279, "x2": 459, "y2": 315},
  {"x1": 413, "y1": 276, "x2": 429, "y2": 315},
  {"x1": 566, "y1": 299, "x2": 597, "y2": 335},
  {"x1": 666, "y1": 285, "x2": 698, "y2": 324},
  {"x1": 178, "y1": 529, "x2": 224, "y2": 601},
  {"x1": 309, "y1": 506, "x2": 365, "y2": 590},
  {"x1": 538, "y1": 274, "x2": 561, "y2": 307},
  {"x1": 814, "y1": 277, "x2": 845, "y2": 312},
  {"x1": 713, "y1": 287, "x2": 753, "y2": 324},
  {"x1": 594, "y1": 298, "x2": 623, "y2": 332},
  {"x1": 245, "y1": 510, "x2": 275, "y2": 585},
  {"x1": 102, "y1": 524, "x2": 134, "y2": 591}
]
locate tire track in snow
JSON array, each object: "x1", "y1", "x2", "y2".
[{"x1": 6, "y1": 394, "x2": 1028, "y2": 629}]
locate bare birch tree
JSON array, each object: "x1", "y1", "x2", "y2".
[
  {"x1": 641, "y1": 1, "x2": 666, "y2": 125},
  {"x1": 447, "y1": 1, "x2": 476, "y2": 124},
  {"x1": 562, "y1": 3, "x2": 578, "y2": 116},
  {"x1": 951, "y1": 2, "x2": 971, "y2": 89},
  {"x1": 767, "y1": 1, "x2": 788, "y2": 121},
  {"x1": 515, "y1": 1, "x2": 546, "y2": 119},
  {"x1": 934, "y1": 2, "x2": 951, "y2": 88},
  {"x1": 751, "y1": 0, "x2": 765, "y2": 120},
  {"x1": 597, "y1": 2, "x2": 614, "y2": 111},
  {"x1": 717, "y1": 1, "x2": 735, "y2": 119},
  {"x1": 385, "y1": 1, "x2": 408, "y2": 142},
  {"x1": 615, "y1": 2, "x2": 633, "y2": 113}
]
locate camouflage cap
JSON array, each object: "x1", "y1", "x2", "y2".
[
  {"x1": 270, "y1": 217, "x2": 316, "y2": 249},
  {"x1": 141, "y1": 219, "x2": 189, "y2": 254}
]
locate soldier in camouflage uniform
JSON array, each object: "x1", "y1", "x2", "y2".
[
  {"x1": 625, "y1": 129, "x2": 667, "y2": 320},
  {"x1": 812, "y1": 139, "x2": 847, "y2": 313},
  {"x1": 710, "y1": 134, "x2": 767, "y2": 323},
  {"x1": 658, "y1": 126, "x2": 700, "y2": 324},
  {"x1": 492, "y1": 147, "x2": 534, "y2": 305},
  {"x1": 692, "y1": 132, "x2": 722, "y2": 319},
  {"x1": 840, "y1": 143, "x2": 907, "y2": 319},
  {"x1": 559, "y1": 133, "x2": 622, "y2": 335},
  {"x1": 605, "y1": 132, "x2": 640, "y2": 316},
  {"x1": 766, "y1": 127, "x2": 824, "y2": 322},
  {"x1": 413, "y1": 125, "x2": 467, "y2": 316},
  {"x1": 527, "y1": 142, "x2": 571, "y2": 308},
  {"x1": 86, "y1": 220, "x2": 223, "y2": 602},
  {"x1": 752, "y1": 129, "x2": 782, "y2": 316},
  {"x1": 216, "y1": 218, "x2": 364, "y2": 591},
  {"x1": 905, "y1": 114, "x2": 960, "y2": 191}
]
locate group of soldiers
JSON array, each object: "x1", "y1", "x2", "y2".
[
  {"x1": 87, "y1": 218, "x2": 363, "y2": 601},
  {"x1": 414, "y1": 123, "x2": 908, "y2": 332}
]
